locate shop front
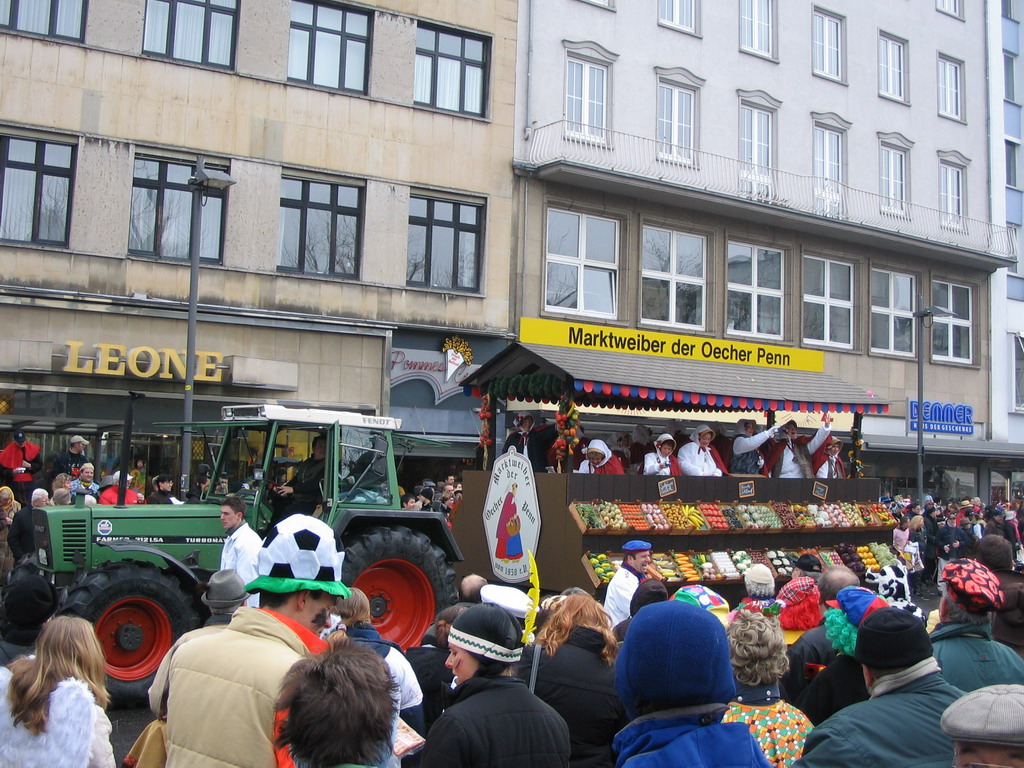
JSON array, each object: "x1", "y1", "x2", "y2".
[{"x1": 0, "y1": 295, "x2": 392, "y2": 493}]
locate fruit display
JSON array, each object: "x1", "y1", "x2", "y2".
[
  {"x1": 747, "y1": 549, "x2": 779, "y2": 577},
  {"x1": 575, "y1": 502, "x2": 601, "y2": 529},
  {"x1": 866, "y1": 542, "x2": 898, "y2": 569},
  {"x1": 837, "y1": 502, "x2": 864, "y2": 527},
  {"x1": 856, "y1": 504, "x2": 876, "y2": 526},
  {"x1": 676, "y1": 553, "x2": 702, "y2": 582},
  {"x1": 651, "y1": 552, "x2": 679, "y2": 580},
  {"x1": 790, "y1": 503, "x2": 818, "y2": 528},
  {"x1": 819, "y1": 503, "x2": 852, "y2": 527},
  {"x1": 816, "y1": 548, "x2": 844, "y2": 567},
  {"x1": 731, "y1": 549, "x2": 753, "y2": 574},
  {"x1": 722, "y1": 506, "x2": 744, "y2": 529},
  {"x1": 640, "y1": 502, "x2": 671, "y2": 531},
  {"x1": 856, "y1": 545, "x2": 879, "y2": 570},
  {"x1": 586, "y1": 552, "x2": 617, "y2": 583},
  {"x1": 869, "y1": 503, "x2": 895, "y2": 526},
  {"x1": 734, "y1": 503, "x2": 782, "y2": 529},
  {"x1": 586, "y1": 501, "x2": 626, "y2": 529},
  {"x1": 768, "y1": 549, "x2": 800, "y2": 577},
  {"x1": 835, "y1": 543, "x2": 866, "y2": 574},
  {"x1": 711, "y1": 551, "x2": 740, "y2": 578},
  {"x1": 698, "y1": 503, "x2": 730, "y2": 530},
  {"x1": 619, "y1": 503, "x2": 650, "y2": 530},
  {"x1": 774, "y1": 502, "x2": 801, "y2": 529}
]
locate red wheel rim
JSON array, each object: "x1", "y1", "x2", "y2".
[
  {"x1": 355, "y1": 559, "x2": 434, "y2": 649},
  {"x1": 95, "y1": 597, "x2": 173, "y2": 681}
]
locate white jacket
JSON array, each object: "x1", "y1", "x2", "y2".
[
  {"x1": 604, "y1": 566, "x2": 639, "y2": 626},
  {"x1": 677, "y1": 442, "x2": 722, "y2": 477},
  {"x1": 0, "y1": 667, "x2": 115, "y2": 768},
  {"x1": 221, "y1": 521, "x2": 263, "y2": 607}
]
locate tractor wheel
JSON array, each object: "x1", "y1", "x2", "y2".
[
  {"x1": 342, "y1": 525, "x2": 456, "y2": 649},
  {"x1": 62, "y1": 562, "x2": 199, "y2": 706}
]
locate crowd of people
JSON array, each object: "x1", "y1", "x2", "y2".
[{"x1": 503, "y1": 411, "x2": 848, "y2": 479}]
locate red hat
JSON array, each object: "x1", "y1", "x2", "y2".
[{"x1": 941, "y1": 559, "x2": 1004, "y2": 613}]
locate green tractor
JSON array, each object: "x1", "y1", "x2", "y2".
[{"x1": 32, "y1": 404, "x2": 461, "y2": 705}]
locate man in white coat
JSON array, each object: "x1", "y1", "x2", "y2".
[
  {"x1": 604, "y1": 540, "x2": 653, "y2": 626},
  {"x1": 220, "y1": 496, "x2": 262, "y2": 607}
]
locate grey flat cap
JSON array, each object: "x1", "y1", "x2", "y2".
[{"x1": 941, "y1": 684, "x2": 1024, "y2": 746}]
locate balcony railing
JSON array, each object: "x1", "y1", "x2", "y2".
[{"x1": 525, "y1": 121, "x2": 1016, "y2": 259}]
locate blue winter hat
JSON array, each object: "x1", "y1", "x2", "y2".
[
  {"x1": 622, "y1": 540, "x2": 652, "y2": 552},
  {"x1": 616, "y1": 600, "x2": 734, "y2": 719}
]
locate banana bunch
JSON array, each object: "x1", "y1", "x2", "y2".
[{"x1": 678, "y1": 504, "x2": 708, "y2": 530}]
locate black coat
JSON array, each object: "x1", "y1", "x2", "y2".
[
  {"x1": 421, "y1": 675, "x2": 569, "y2": 768},
  {"x1": 937, "y1": 523, "x2": 971, "y2": 559},
  {"x1": 516, "y1": 627, "x2": 627, "y2": 768},
  {"x1": 406, "y1": 644, "x2": 454, "y2": 735},
  {"x1": 8, "y1": 506, "x2": 35, "y2": 561},
  {"x1": 796, "y1": 653, "x2": 868, "y2": 725},
  {"x1": 50, "y1": 450, "x2": 89, "y2": 481},
  {"x1": 502, "y1": 424, "x2": 558, "y2": 473},
  {"x1": 781, "y1": 623, "x2": 834, "y2": 704}
]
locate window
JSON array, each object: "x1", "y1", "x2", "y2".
[
  {"x1": 812, "y1": 9, "x2": 842, "y2": 80},
  {"x1": 740, "y1": 0, "x2": 773, "y2": 57},
  {"x1": 803, "y1": 256, "x2": 852, "y2": 347},
  {"x1": 740, "y1": 104, "x2": 773, "y2": 197},
  {"x1": 659, "y1": 0, "x2": 696, "y2": 33},
  {"x1": 937, "y1": 56, "x2": 963, "y2": 119},
  {"x1": 407, "y1": 196, "x2": 482, "y2": 292},
  {"x1": 1005, "y1": 54, "x2": 1016, "y2": 102},
  {"x1": 1006, "y1": 0, "x2": 1016, "y2": 20},
  {"x1": 931, "y1": 281, "x2": 971, "y2": 362},
  {"x1": 937, "y1": 0, "x2": 961, "y2": 17},
  {"x1": 813, "y1": 124, "x2": 843, "y2": 216},
  {"x1": 878, "y1": 34, "x2": 907, "y2": 101},
  {"x1": 0, "y1": 136, "x2": 74, "y2": 245},
  {"x1": 1008, "y1": 141, "x2": 1019, "y2": 188},
  {"x1": 278, "y1": 177, "x2": 361, "y2": 278},
  {"x1": 870, "y1": 269, "x2": 914, "y2": 354},
  {"x1": 566, "y1": 58, "x2": 607, "y2": 140},
  {"x1": 545, "y1": 209, "x2": 617, "y2": 317},
  {"x1": 939, "y1": 161, "x2": 964, "y2": 227},
  {"x1": 288, "y1": 2, "x2": 370, "y2": 93},
  {"x1": 1016, "y1": 337, "x2": 1024, "y2": 409},
  {"x1": 0, "y1": 0, "x2": 84, "y2": 39},
  {"x1": 726, "y1": 242, "x2": 782, "y2": 337},
  {"x1": 143, "y1": 0, "x2": 237, "y2": 68},
  {"x1": 880, "y1": 143, "x2": 908, "y2": 214},
  {"x1": 657, "y1": 83, "x2": 695, "y2": 161},
  {"x1": 414, "y1": 25, "x2": 487, "y2": 116},
  {"x1": 129, "y1": 157, "x2": 226, "y2": 261},
  {"x1": 641, "y1": 227, "x2": 705, "y2": 328}
]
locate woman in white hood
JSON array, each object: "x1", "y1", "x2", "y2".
[
  {"x1": 643, "y1": 433, "x2": 681, "y2": 476},
  {"x1": 575, "y1": 439, "x2": 624, "y2": 474},
  {"x1": 678, "y1": 424, "x2": 728, "y2": 477}
]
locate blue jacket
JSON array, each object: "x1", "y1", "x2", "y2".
[
  {"x1": 612, "y1": 707, "x2": 771, "y2": 768},
  {"x1": 930, "y1": 621, "x2": 1024, "y2": 691}
]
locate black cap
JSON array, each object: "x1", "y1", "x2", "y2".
[
  {"x1": 3, "y1": 574, "x2": 60, "y2": 628},
  {"x1": 12, "y1": 430, "x2": 25, "y2": 443},
  {"x1": 855, "y1": 607, "x2": 932, "y2": 670},
  {"x1": 793, "y1": 554, "x2": 823, "y2": 573}
]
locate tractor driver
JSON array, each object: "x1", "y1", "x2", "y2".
[{"x1": 271, "y1": 435, "x2": 327, "y2": 520}]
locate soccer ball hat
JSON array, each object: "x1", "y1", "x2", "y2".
[{"x1": 245, "y1": 514, "x2": 351, "y2": 597}]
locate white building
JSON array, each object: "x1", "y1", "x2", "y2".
[{"x1": 511, "y1": 0, "x2": 1015, "y2": 499}]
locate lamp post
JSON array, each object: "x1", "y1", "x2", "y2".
[
  {"x1": 181, "y1": 157, "x2": 235, "y2": 495},
  {"x1": 914, "y1": 295, "x2": 953, "y2": 506}
]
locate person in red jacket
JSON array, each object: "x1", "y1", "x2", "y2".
[
  {"x1": 813, "y1": 436, "x2": 846, "y2": 479},
  {"x1": 576, "y1": 440, "x2": 625, "y2": 474},
  {"x1": 97, "y1": 472, "x2": 143, "y2": 505},
  {"x1": 0, "y1": 431, "x2": 42, "y2": 507},
  {"x1": 762, "y1": 416, "x2": 832, "y2": 478}
]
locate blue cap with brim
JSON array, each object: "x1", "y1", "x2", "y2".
[{"x1": 623, "y1": 540, "x2": 652, "y2": 552}]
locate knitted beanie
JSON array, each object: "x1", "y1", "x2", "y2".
[
  {"x1": 616, "y1": 600, "x2": 734, "y2": 719},
  {"x1": 3, "y1": 574, "x2": 60, "y2": 628},
  {"x1": 855, "y1": 607, "x2": 932, "y2": 670},
  {"x1": 448, "y1": 603, "x2": 523, "y2": 676},
  {"x1": 744, "y1": 563, "x2": 776, "y2": 599}
]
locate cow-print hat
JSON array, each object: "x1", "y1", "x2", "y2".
[{"x1": 941, "y1": 559, "x2": 1004, "y2": 613}]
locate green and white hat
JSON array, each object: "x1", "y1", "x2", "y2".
[{"x1": 245, "y1": 514, "x2": 351, "y2": 597}]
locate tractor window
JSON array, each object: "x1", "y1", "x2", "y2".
[
  {"x1": 218, "y1": 426, "x2": 269, "y2": 492},
  {"x1": 339, "y1": 427, "x2": 392, "y2": 505}
]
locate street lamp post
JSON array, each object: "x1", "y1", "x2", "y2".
[
  {"x1": 180, "y1": 157, "x2": 235, "y2": 495},
  {"x1": 914, "y1": 294, "x2": 953, "y2": 507}
]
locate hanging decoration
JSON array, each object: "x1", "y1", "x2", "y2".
[
  {"x1": 478, "y1": 392, "x2": 494, "y2": 467},
  {"x1": 487, "y1": 373, "x2": 563, "y2": 402},
  {"x1": 847, "y1": 427, "x2": 865, "y2": 478},
  {"x1": 553, "y1": 393, "x2": 580, "y2": 470}
]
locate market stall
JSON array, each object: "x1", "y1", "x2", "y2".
[{"x1": 455, "y1": 319, "x2": 895, "y2": 598}]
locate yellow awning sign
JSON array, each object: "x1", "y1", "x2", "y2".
[{"x1": 519, "y1": 318, "x2": 824, "y2": 373}]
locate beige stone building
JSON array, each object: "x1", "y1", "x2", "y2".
[{"x1": 0, "y1": 0, "x2": 517, "y2": 478}]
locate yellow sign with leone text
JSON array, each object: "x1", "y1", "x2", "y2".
[{"x1": 519, "y1": 318, "x2": 823, "y2": 373}]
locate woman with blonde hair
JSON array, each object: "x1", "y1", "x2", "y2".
[
  {"x1": 0, "y1": 615, "x2": 115, "y2": 767},
  {"x1": 722, "y1": 609, "x2": 812, "y2": 768},
  {"x1": 518, "y1": 593, "x2": 626, "y2": 768},
  {"x1": 0, "y1": 486, "x2": 18, "y2": 583}
]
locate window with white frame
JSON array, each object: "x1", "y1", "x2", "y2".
[
  {"x1": 878, "y1": 34, "x2": 906, "y2": 101},
  {"x1": 143, "y1": 0, "x2": 237, "y2": 68},
  {"x1": 937, "y1": 56, "x2": 963, "y2": 119},
  {"x1": 803, "y1": 256, "x2": 852, "y2": 347},
  {"x1": 545, "y1": 208, "x2": 617, "y2": 316},
  {"x1": 740, "y1": 103, "x2": 773, "y2": 197},
  {"x1": 1, "y1": 0, "x2": 84, "y2": 38},
  {"x1": 931, "y1": 280, "x2": 971, "y2": 362},
  {"x1": 726, "y1": 242, "x2": 782, "y2": 337},
  {"x1": 812, "y1": 9, "x2": 842, "y2": 80},
  {"x1": 939, "y1": 161, "x2": 964, "y2": 226},
  {"x1": 937, "y1": 0, "x2": 961, "y2": 17},
  {"x1": 566, "y1": 58, "x2": 607, "y2": 140},
  {"x1": 641, "y1": 226, "x2": 705, "y2": 328},
  {"x1": 740, "y1": 0, "x2": 773, "y2": 57},
  {"x1": 1005, "y1": 53, "x2": 1016, "y2": 101},
  {"x1": 813, "y1": 124, "x2": 843, "y2": 216},
  {"x1": 870, "y1": 269, "x2": 915, "y2": 354},
  {"x1": 1015, "y1": 337, "x2": 1024, "y2": 409},
  {"x1": 659, "y1": 0, "x2": 696, "y2": 33},
  {"x1": 657, "y1": 83, "x2": 695, "y2": 161},
  {"x1": 879, "y1": 140, "x2": 909, "y2": 214}
]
